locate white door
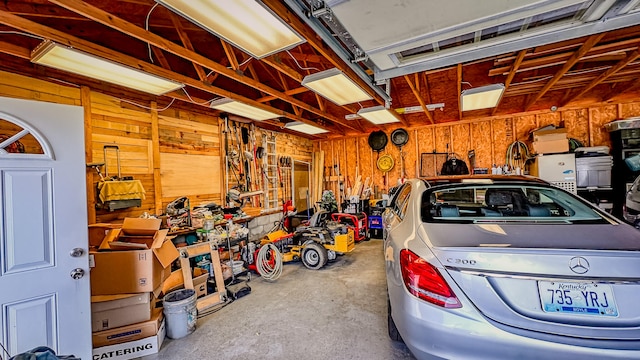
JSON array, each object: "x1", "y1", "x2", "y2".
[{"x1": 0, "y1": 97, "x2": 91, "y2": 359}]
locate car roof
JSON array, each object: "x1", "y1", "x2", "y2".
[{"x1": 419, "y1": 175, "x2": 550, "y2": 188}]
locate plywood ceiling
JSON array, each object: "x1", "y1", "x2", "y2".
[{"x1": 0, "y1": 0, "x2": 639, "y2": 138}]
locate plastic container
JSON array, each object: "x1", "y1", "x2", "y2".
[{"x1": 163, "y1": 289, "x2": 197, "y2": 339}]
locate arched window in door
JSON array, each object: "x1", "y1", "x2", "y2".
[{"x1": 0, "y1": 112, "x2": 53, "y2": 158}]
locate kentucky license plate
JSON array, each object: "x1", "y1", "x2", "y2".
[{"x1": 537, "y1": 281, "x2": 618, "y2": 317}]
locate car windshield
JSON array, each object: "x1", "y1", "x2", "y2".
[{"x1": 421, "y1": 183, "x2": 610, "y2": 224}]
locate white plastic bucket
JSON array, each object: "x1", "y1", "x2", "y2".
[{"x1": 163, "y1": 289, "x2": 197, "y2": 339}]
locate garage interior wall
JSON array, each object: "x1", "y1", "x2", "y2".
[
  {"x1": 3, "y1": 68, "x2": 640, "y2": 216},
  {"x1": 0, "y1": 69, "x2": 313, "y2": 224},
  {"x1": 317, "y1": 103, "x2": 640, "y2": 192}
]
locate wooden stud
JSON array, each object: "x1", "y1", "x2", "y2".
[
  {"x1": 150, "y1": 101, "x2": 163, "y2": 215},
  {"x1": 81, "y1": 86, "x2": 96, "y2": 224},
  {"x1": 588, "y1": 108, "x2": 593, "y2": 146}
]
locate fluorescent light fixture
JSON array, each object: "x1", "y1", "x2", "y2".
[
  {"x1": 31, "y1": 41, "x2": 183, "y2": 96},
  {"x1": 302, "y1": 68, "x2": 373, "y2": 106},
  {"x1": 460, "y1": 84, "x2": 505, "y2": 111},
  {"x1": 284, "y1": 121, "x2": 328, "y2": 135},
  {"x1": 210, "y1": 98, "x2": 280, "y2": 121},
  {"x1": 156, "y1": 0, "x2": 304, "y2": 59},
  {"x1": 357, "y1": 106, "x2": 400, "y2": 125}
]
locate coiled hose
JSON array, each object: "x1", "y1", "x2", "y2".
[{"x1": 256, "y1": 243, "x2": 283, "y2": 281}]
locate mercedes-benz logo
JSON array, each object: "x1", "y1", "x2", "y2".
[{"x1": 569, "y1": 256, "x2": 590, "y2": 274}]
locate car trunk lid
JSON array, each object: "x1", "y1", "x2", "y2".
[{"x1": 419, "y1": 223, "x2": 640, "y2": 340}]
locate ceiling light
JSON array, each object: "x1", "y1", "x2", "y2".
[
  {"x1": 460, "y1": 84, "x2": 505, "y2": 111},
  {"x1": 357, "y1": 106, "x2": 400, "y2": 125},
  {"x1": 31, "y1": 41, "x2": 184, "y2": 95},
  {"x1": 156, "y1": 0, "x2": 304, "y2": 59},
  {"x1": 284, "y1": 121, "x2": 328, "y2": 135},
  {"x1": 210, "y1": 98, "x2": 280, "y2": 121},
  {"x1": 302, "y1": 68, "x2": 373, "y2": 106}
]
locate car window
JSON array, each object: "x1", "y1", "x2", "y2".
[
  {"x1": 393, "y1": 184, "x2": 412, "y2": 219},
  {"x1": 420, "y1": 184, "x2": 610, "y2": 224}
]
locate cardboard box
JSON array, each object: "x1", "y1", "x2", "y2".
[
  {"x1": 93, "y1": 308, "x2": 163, "y2": 348},
  {"x1": 90, "y1": 218, "x2": 179, "y2": 295},
  {"x1": 532, "y1": 128, "x2": 567, "y2": 142},
  {"x1": 88, "y1": 223, "x2": 121, "y2": 248},
  {"x1": 533, "y1": 139, "x2": 569, "y2": 154},
  {"x1": 91, "y1": 293, "x2": 152, "y2": 332},
  {"x1": 92, "y1": 318, "x2": 165, "y2": 360}
]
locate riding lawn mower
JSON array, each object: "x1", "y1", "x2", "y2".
[{"x1": 248, "y1": 202, "x2": 355, "y2": 270}]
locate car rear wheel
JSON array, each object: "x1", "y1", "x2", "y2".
[
  {"x1": 388, "y1": 299, "x2": 403, "y2": 342},
  {"x1": 301, "y1": 242, "x2": 328, "y2": 270}
]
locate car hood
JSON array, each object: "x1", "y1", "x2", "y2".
[{"x1": 418, "y1": 223, "x2": 640, "y2": 342}]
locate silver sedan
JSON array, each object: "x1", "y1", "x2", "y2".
[{"x1": 384, "y1": 176, "x2": 640, "y2": 359}]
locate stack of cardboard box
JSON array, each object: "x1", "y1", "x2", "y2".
[
  {"x1": 532, "y1": 128, "x2": 569, "y2": 154},
  {"x1": 89, "y1": 218, "x2": 180, "y2": 360}
]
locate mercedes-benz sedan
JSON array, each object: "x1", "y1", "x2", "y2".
[{"x1": 384, "y1": 176, "x2": 640, "y2": 359}]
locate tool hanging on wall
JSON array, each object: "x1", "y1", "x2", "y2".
[
  {"x1": 233, "y1": 122, "x2": 244, "y2": 189},
  {"x1": 250, "y1": 124, "x2": 260, "y2": 207},
  {"x1": 241, "y1": 126, "x2": 252, "y2": 194}
]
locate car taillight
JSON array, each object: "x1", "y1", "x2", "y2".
[{"x1": 400, "y1": 249, "x2": 461, "y2": 308}]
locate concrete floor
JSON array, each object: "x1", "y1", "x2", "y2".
[{"x1": 143, "y1": 240, "x2": 415, "y2": 360}]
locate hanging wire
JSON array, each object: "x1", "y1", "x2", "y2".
[
  {"x1": 0, "y1": 31, "x2": 44, "y2": 40},
  {"x1": 145, "y1": 3, "x2": 160, "y2": 64},
  {"x1": 182, "y1": 88, "x2": 215, "y2": 106},
  {"x1": 286, "y1": 50, "x2": 319, "y2": 72},
  {"x1": 120, "y1": 97, "x2": 176, "y2": 111}
]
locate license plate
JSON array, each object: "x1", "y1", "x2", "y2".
[{"x1": 537, "y1": 281, "x2": 618, "y2": 317}]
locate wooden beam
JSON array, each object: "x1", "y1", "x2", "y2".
[
  {"x1": 81, "y1": 86, "x2": 96, "y2": 224},
  {"x1": 220, "y1": 39, "x2": 240, "y2": 71},
  {"x1": 0, "y1": 10, "x2": 343, "y2": 135},
  {"x1": 562, "y1": 48, "x2": 640, "y2": 106},
  {"x1": 150, "y1": 101, "x2": 163, "y2": 215},
  {"x1": 150, "y1": 47, "x2": 171, "y2": 70},
  {"x1": 403, "y1": 74, "x2": 434, "y2": 124},
  {"x1": 168, "y1": 12, "x2": 207, "y2": 81},
  {"x1": 47, "y1": 0, "x2": 358, "y2": 132},
  {"x1": 256, "y1": 87, "x2": 308, "y2": 102},
  {"x1": 285, "y1": 51, "x2": 332, "y2": 66},
  {"x1": 524, "y1": 34, "x2": 605, "y2": 111},
  {"x1": 492, "y1": 49, "x2": 526, "y2": 115},
  {"x1": 0, "y1": 40, "x2": 30, "y2": 59},
  {"x1": 603, "y1": 79, "x2": 640, "y2": 101},
  {"x1": 262, "y1": 1, "x2": 385, "y2": 106},
  {"x1": 262, "y1": 55, "x2": 303, "y2": 82}
]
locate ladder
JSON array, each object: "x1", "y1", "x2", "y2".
[{"x1": 261, "y1": 132, "x2": 280, "y2": 212}]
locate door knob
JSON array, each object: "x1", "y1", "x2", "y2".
[
  {"x1": 70, "y1": 268, "x2": 85, "y2": 280},
  {"x1": 70, "y1": 248, "x2": 85, "y2": 258}
]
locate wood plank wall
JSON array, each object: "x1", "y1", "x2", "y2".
[
  {"x1": 315, "y1": 104, "x2": 639, "y2": 196},
  {"x1": 0, "y1": 70, "x2": 312, "y2": 224}
]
